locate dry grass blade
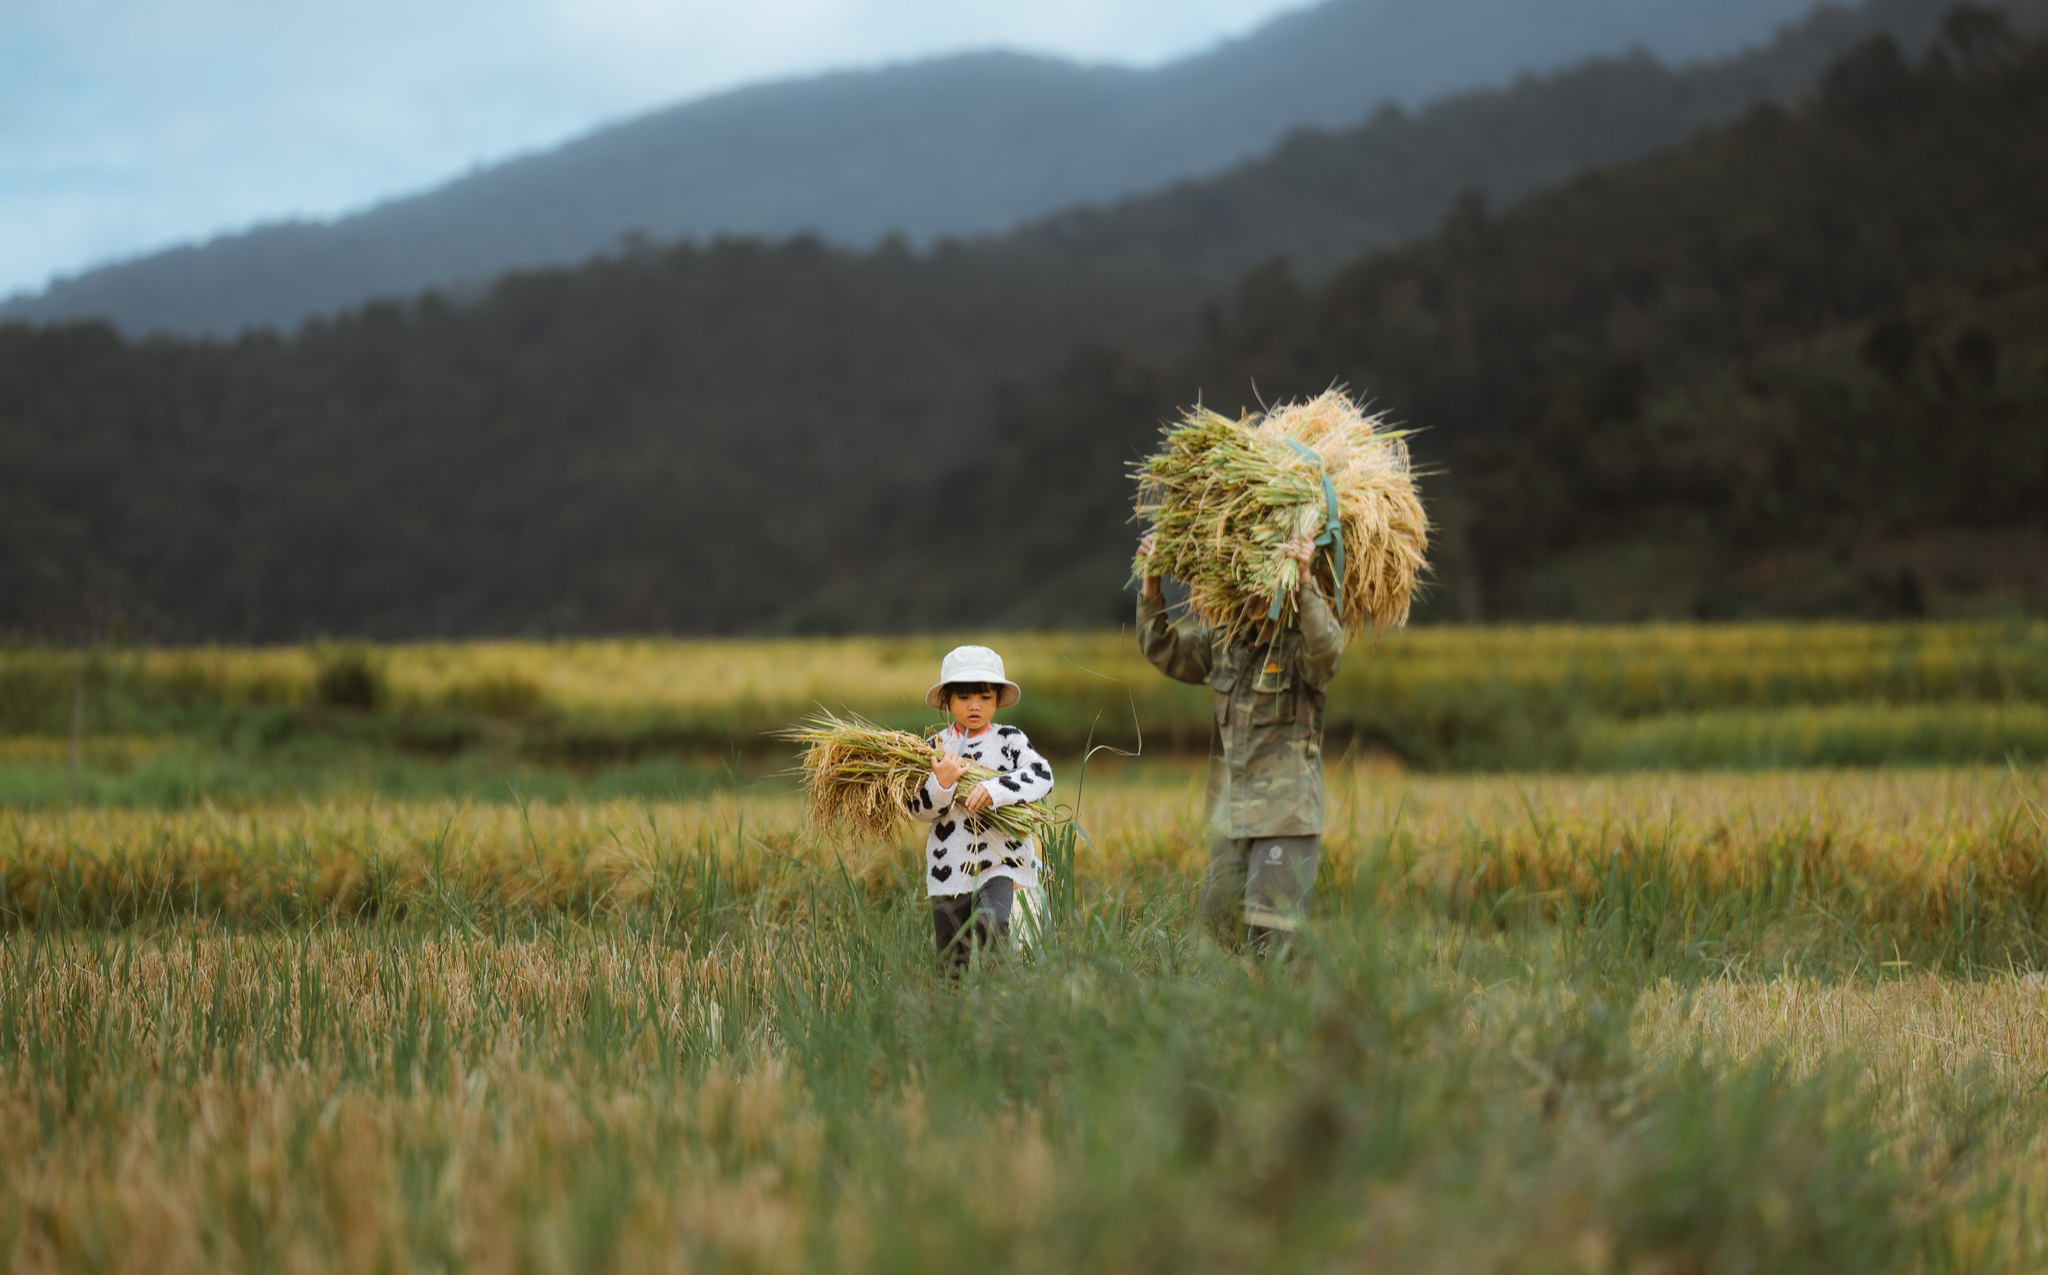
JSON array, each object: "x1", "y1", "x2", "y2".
[
  {"x1": 1133, "y1": 388, "x2": 1429, "y2": 640},
  {"x1": 778, "y1": 710, "x2": 1056, "y2": 845}
]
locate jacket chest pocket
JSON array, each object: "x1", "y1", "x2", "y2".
[{"x1": 1250, "y1": 647, "x2": 1294, "y2": 725}]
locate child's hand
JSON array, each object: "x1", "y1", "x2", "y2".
[
  {"x1": 964, "y1": 784, "x2": 994, "y2": 813},
  {"x1": 932, "y1": 750, "x2": 969, "y2": 789}
]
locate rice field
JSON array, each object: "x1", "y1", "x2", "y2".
[
  {"x1": 9, "y1": 623, "x2": 2042, "y2": 726},
  {"x1": 5, "y1": 628, "x2": 2048, "y2": 1270},
  {"x1": 5, "y1": 758, "x2": 2048, "y2": 1272},
  {"x1": 0, "y1": 621, "x2": 2043, "y2": 801}
]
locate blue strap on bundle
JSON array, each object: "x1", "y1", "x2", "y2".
[{"x1": 1269, "y1": 440, "x2": 1345, "y2": 622}]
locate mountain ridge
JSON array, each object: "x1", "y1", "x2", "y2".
[
  {"x1": 3, "y1": 0, "x2": 1834, "y2": 336},
  {"x1": 1008, "y1": 0, "x2": 2048, "y2": 277}
]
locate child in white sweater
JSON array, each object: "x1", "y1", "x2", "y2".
[{"x1": 907, "y1": 644, "x2": 1055, "y2": 971}]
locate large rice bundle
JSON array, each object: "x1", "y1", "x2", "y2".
[
  {"x1": 780, "y1": 711, "x2": 1057, "y2": 843},
  {"x1": 1133, "y1": 389, "x2": 1428, "y2": 639}
]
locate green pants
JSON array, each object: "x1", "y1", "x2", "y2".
[{"x1": 1201, "y1": 834, "x2": 1320, "y2": 942}]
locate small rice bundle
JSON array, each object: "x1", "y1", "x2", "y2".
[
  {"x1": 780, "y1": 710, "x2": 1057, "y2": 844},
  {"x1": 1133, "y1": 388, "x2": 1428, "y2": 639}
]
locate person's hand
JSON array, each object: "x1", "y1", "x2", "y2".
[
  {"x1": 932, "y1": 750, "x2": 969, "y2": 789},
  {"x1": 1279, "y1": 533, "x2": 1318, "y2": 603},
  {"x1": 964, "y1": 783, "x2": 994, "y2": 813},
  {"x1": 1284, "y1": 534, "x2": 1315, "y2": 573},
  {"x1": 1137, "y1": 531, "x2": 1162, "y2": 598}
]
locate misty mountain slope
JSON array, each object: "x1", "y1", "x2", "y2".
[
  {"x1": 1011, "y1": 0, "x2": 2048, "y2": 278},
  {"x1": 2, "y1": 0, "x2": 1833, "y2": 336}
]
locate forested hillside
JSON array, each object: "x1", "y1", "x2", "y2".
[
  {"x1": 978, "y1": 19, "x2": 2048, "y2": 623},
  {"x1": 1009, "y1": 0, "x2": 2048, "y2": 280},
  {"x1": 5, "y1": 0, "x2": 2004, "y2": 337},
  {"x1": 0, "y1": 245, "x2": 1193, "y2": 639},
  {"x1": 2, "y1": 14, "x2": 2044, "y2": 640}
]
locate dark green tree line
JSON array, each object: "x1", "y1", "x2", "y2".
[{"x1": 2, "y1": 15, "x2": 2044, "y2": 640}]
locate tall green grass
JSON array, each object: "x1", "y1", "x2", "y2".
[
  {"x1": 0, "y1": 854, "x2": 2038, "y2": 1269},
  {"x1": 5, "y1": 768, "x2": 2046, "y2": 1270}
]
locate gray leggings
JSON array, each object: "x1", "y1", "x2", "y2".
[
  {"x1": 1201, "y1": 834, "x2": 1321, "y2": 944},
  {"x1": 932, "y1": 878, "x2": 1015, "y2": 972}
]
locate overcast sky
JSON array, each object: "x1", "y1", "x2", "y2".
[{"x1": 1, "y1": 0, "x2": 1308, "y2": 299}]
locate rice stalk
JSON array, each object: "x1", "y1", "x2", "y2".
[
  {"x1": 779, "y1": 711, "x2": 1057, "y2": 845},
  {"x1": 1134, "y1": 388, "x2": 1429, "y2": 640}
]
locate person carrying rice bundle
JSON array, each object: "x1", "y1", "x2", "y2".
[
  {"x1": 1133, "y1": 389, "x2": 1427, "y2": 952},
  {"x1": 784, "y1": 646, "x2": 1055, "y2": 972},
  {"x1": 910, "y1": 645, "x2": 1055, "y2": 971}
]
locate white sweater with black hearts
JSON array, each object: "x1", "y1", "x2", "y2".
[{"x1": 906, "y1": 722, "x2": 1055, "y2": 897}]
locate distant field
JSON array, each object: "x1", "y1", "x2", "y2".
[
  {"x1": 1, "y1": 623, "x2": 2044, "y2": 807},
  {"x1": 4, "y1": 764, "x2": 2047, "y2": 1271}
]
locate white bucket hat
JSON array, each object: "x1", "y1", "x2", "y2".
[{"x1": 924, "y1": 644, "x2": 1021, "y2": 711}]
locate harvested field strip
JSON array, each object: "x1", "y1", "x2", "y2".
[
  {"x1": 3, "y1": 768, "x2": 2042, "y2": 971},
  {"x1": 6, "y1": 623, "x2": 2041, "y2": 731},
  {"x1": 1579, "y1": 700, "x2": 2048, "y2": 767}
]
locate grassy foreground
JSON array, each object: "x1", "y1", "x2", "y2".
[{"x1": 5, "y1": 764, "x2": 2048, "y2": 1272}]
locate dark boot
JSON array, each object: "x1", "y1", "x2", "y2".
[{"x1": 1246, "y1": 923, "x2": 1296, "y2": 958}]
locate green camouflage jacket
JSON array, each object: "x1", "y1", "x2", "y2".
[{"x1": 1137, "y1": 584, "x2": 1345, "y2": 837}]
